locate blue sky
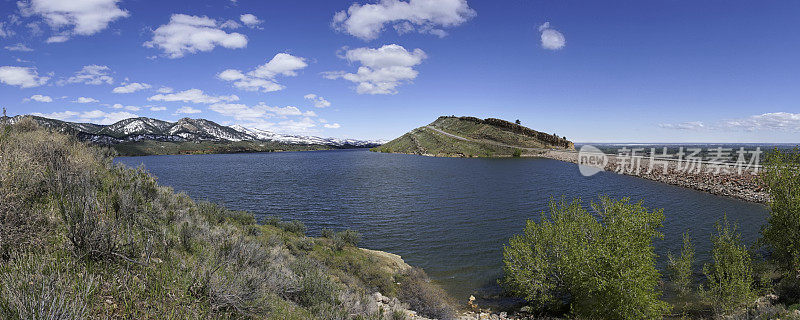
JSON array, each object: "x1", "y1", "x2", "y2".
[{"x1": 1, "y1": 0, "x2": 798, "y2": 142}]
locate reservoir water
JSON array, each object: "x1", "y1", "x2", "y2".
[{"x1": 116, "y1": 149, "x2": 769, "y2": 300}]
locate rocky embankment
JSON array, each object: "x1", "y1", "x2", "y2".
[{"x1": 541, "y1": 150, "x2": 768, "y2": 203}]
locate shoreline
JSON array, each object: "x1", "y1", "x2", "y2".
[{"x1": 374, "y1": 149, "x2": 769, "y2": 204}]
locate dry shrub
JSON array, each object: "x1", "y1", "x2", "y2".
[{"x1": 397, "y1": 267, "x2": 457, "y2": 320}]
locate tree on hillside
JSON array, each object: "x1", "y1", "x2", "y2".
[
  {"x1": 502, "y1": 197, "x2": 669, "y2": 319},
  {"x1": 515, "y1": 119, "x2": 521, "y2": 125}
]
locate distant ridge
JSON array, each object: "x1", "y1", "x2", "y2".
[
  {"x1": 1, "y1": 115, "x2": 382, "y2": 148},
  {"x1": 373, "y1": 116, "x2": 574, "y2": 157}
]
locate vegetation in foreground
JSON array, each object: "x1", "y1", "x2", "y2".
[
  {"x1": 0, "y1": 118, "x2": 455, "y2": 319},
  {"x1": 502, "y1": 148, "x2": 800, "y2": 319},
  {"x1": 372, "y1": 116, "x2": 573, "y2": 157}
]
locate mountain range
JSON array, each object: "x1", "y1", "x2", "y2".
[{"x1": 2, "y1": 115, "x2": 384, "y2": 148}]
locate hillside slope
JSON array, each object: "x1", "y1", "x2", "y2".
[
  {"x1": 373, "y1": 116, "x2": 574, "y2": 157},
  {"x1": 0, "y1": 119, "x2": 455, "y2": 319}
]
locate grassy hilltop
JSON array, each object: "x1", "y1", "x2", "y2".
[
  {"x1": 0, "y1": 118, "x2": 453, "y2": 319},
  {"x1": 372, "y1": 116, "x2": 574, "y2": 157}
]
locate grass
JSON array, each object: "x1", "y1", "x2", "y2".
[
  {"x1": 0, "y1": 117, "x2": 457, "y2": 320},
  {"x1": 372, "y1": 116, "x2": 573, "y2": 157}
]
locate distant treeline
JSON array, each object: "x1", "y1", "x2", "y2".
[{"x1": 439, "y1": 116, "x2": 573, "y2": 148}]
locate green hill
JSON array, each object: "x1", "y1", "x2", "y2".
[{"x1": 372, "y1": 116, "x2": 574, "y2": 157}]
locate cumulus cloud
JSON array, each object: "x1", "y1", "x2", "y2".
[
  {"x1": 219, "y1": 20, "x2": 241, "y2": 29},
  {"x1": 538, "y1": 22, "x2": 566, "y2": 50},
  {"x1": 157, "y1": 86, "x2": 173, "y2": 93},
  {"x1": 149, "y1": 106, "x2": 166, "y2": 111},
  {"x1": 64, "y1": 65, "x2": 113, "y2": 85},
  {"x1": 74, "y1": 96, "x2": 98, "y2": 103},
  {"x1": 174, "y1": 106, "x2": 202, "y2": 115},
  {"x1": 324, "y1": 123, "x2": 341, "y2": 129},
  {"x1": 148, "y1": 88, "x2": 239, "y2": 104},
  {"x1": 112, "y1": 82, "x2": 151, "y2": 93},
  {"x1": 332, "y1": 0, "x2": 476, "y2": 40},
  {"x1": 17, "y1": 0, "x2": 129, "y2": 42},
  {"x1": 324, "y1": 44, "x2": 426, "y2": 94},
  {"x1": 32, "y1": 109, "x2": 136, "y2": 125},
  {"x1": 239, "y1": 14, "x2": 262, "y2": 28},
  {"x1": 111, "y1": 103, "x2": 140, "y2": 111},
  {"x1": 144, "y1": 14, "x2": 248, "y2": 58},
  {"x1": 0, "y1": 66, "x2": 50, "y2": 88},
  {"x1": 217, "y1": 53, "x2": 307, "y2": 92},
  {"x1": 4, "y1": 43, "x2": 33, "y2": 52},
  {"x1": 303, "y1": 93, "x2": 331, "y2": 108},
  {"x1": 25, "y1": 94, "x2": 52, "y2": 102}
]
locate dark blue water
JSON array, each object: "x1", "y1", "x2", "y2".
[{"x1": 115, "y1": 149, "x2": 769, "y2": 300}]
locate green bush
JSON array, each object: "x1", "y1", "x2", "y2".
[
  {"x1": 760, "y1": 148, "x2": 800, "y2": 274},
  {"x1": 281, "y1": 220, "x2": 307, "y2": 235},
  {"x1": 502, "y1": 197, "x2": 670, "y2": 319},
  {"x1": 333, "y1": 230, "x2": 361, "y2": 251},
  {"x1": 668, "y1": 232, "x2": 695, "y2": 296},
  {"x1": 702, "y1": 216, "x2": 756, "y2": 314}
]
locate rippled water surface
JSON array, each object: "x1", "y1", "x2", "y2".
[{"x1": 116, "y1": 149, "x2": 768, "y2": 299}]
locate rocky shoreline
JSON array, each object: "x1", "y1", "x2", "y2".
[{"x1": 540, "y1": 150, "x2": 768, "y2": 203}]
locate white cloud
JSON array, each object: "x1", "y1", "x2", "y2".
[
  {"x1": 25, "y1": 94, "x2": 52, "y2": 102},
  {"x1": 659, "y1": 112, "x2": 800, "y2": 132},
  {"x1": 219, "y1": 20, "x2": 241, "y2": 29},
  {"x1": 4, "y1": 43, "x2": 33, "y2": 52},
  {"x1": 64, "y1": 65, "x2": 113, "y2": 85},
  {"x1": 209, "y1": 102, "x2": 316, "y2": 121},
  {"x1": 0, "y1": 66, "x2": 50, "y2": 88},
  {"x1": 175, "y1": 106, "x2": 202, "y2": 114},
  {"x1": 17, "y1": 0, "x2": 129, "y2": 42},
  {"x1": 148, "y1": 88, "x2": 239, "y2": 104},
  {"x1": 332, "y1": 0, "x2": 475, "y2": 40},
  {"x1": 149, "y1": 106, "x2": 167, "y2": 111},
  {"x1": 144, "y1": 14, "x2": 248, "y2": 58},
  {"x1": 324, "y1": 123, "x2": 341, "y2": 129},
  {"x1": 304, "y1": 93, "x2": 331, "y2": 108},
  {"x1": 74, "y1": 96, "x2": 98, "y2": 103},
  {"x1": 45, "y1": 34, "x2": 69, "y2": 43},
  {"x1": 157, "y1": 86, "x2": 173, "y2": 93},
  {"x1": 112, "y1": 82, "x2": 151, "y2": 93},
  {"x1": 0, "y1": 21, "x2": 15, "y2": 38},
  {"x1": 658, "y1": 121, "x2": 705, "y2": 130},
  {"x1": 722, "y1": 112, "x2": 800, "y2": 132},
  {"x1": 111, "y1": 103, "x2": 140, "y2": 111},
  {"x1": 538, "y1": 22, "x2": 566, "y2": 50},
  {"x1": 217, "y1": 53, "x2": 307, "y2": 92},
  {"x1": 324, "y1": 44, "x2": 426, "y2": 94},
  {"x1": 239, "y1": 14, "x2": 262, "y2": 28},
  {"x1": 32, "y1": 109, "x2": 136, "y2": 125}
]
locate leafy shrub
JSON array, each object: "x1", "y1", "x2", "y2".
[
  {"x1": 668, "y1": 232, "x2": 695, "y2": 296},
  {"x1": 512, "y1": 149, "x2": 523, "y2": 157},
  {"x1": 502, "y1": 197, "x2": 669, "y2": 319},
  {"x1": 321, "y1": 228, "x2": 334, "y2": 238},
  {"x1": 760, "y1": 148, "x2": 800, "y2": 274},
  {"x1": 280, "y1": 220, "x2": 307, "y2": 236},
  {"x1": 333, "y1": 230, "x2": 361, "y2": 251},
  {"x1": 702, "y1": 216, "x2": 756, "y2": 314}
]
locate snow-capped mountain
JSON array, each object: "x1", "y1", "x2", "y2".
[
  {"x1": 230, "y1": 125, "x2": 385, "y2": 147},
  {"x1": 5, "y1": 115, "x2": 383, "y2": 148}
]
